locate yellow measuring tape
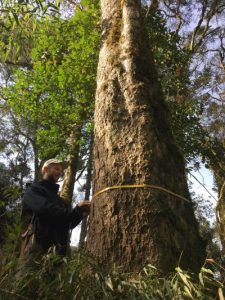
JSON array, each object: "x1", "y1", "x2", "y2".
[{"x1": 92, "y1": 184, "x2": 190, "y2": 203}]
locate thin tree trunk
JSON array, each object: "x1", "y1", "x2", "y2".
[
  {"x1": 86, "y1": 0, "x2": 205, "y2": 273},
  {"x1": 32, "y1": 140, "x2": 39, "y2": 182},
  {"x1": 79, "y1": 136, "x2": 93, "y2": 248},
  {"x1": 60, "y1": 125, "x2": 81, "y2": 203}
]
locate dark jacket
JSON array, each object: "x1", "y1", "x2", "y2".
[{"x1": 22, "y1": 179, "x2": 83, "y2": 255}]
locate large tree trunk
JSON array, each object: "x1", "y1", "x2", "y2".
[
  {"x1": 60, "y1": 125, "x2": 81, "y2": 203},
  {"x1": 214, "y1": 171, "x2": 225, "y2": 253},
  {"x1": 86, "y1": 0, "x2": 205, "y2": 273},
  {"x1": 205, "y1": 140, "x2": 225, "y2": 253}
]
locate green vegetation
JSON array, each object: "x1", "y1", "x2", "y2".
[{"x1": 0, "y1": 250, "x2": 224, "y2": 300}]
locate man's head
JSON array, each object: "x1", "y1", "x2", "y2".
[{"x1": 41, "y1": 159, "x2": 68, "y2": 183}]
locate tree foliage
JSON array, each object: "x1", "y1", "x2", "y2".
[{"x1": 1, "y1": 0, "x2": 100, "y2": 169}]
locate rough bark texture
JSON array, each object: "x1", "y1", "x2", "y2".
[
  {"x1": 60, "y1": 125, "x2": 81, "y2": 203},
  {"x1": 86, "y1": 0, "x2": 206, "y2": 273},
  {"x1": 215, "y1": 173, "x2": 225, "y2": 253},
  {"x1": 79, "y1": 138, "x2": 93, "y2": 248}
]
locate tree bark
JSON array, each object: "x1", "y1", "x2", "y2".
[
  {"x1": 205, "y1": 142, "x2": 225, "y2": 253},
  {"x1": 33, "y1": 141, "x2": 39, "y2": 182},
  {"x1": 31, "y1": 127, "x2": 40, "y2": 182},
  {"x1": 214, "y1": 171, "x2": 225, "y2": 253},
  {"x1": 79, "y1": 136, "x2": 93, "y2": 248},
  {"x1": 60, "y1": 125, "x2": 81, "y2": 203},
  {"x1": 86, "y1": 0, "x2": 206, "y2": 273}
]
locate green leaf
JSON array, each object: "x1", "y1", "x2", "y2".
[
  {"x1": 184, "y1": 286, "x2": 194, "y2": 299},
  {"x1": 178, "y1": 272, "x2": 192, "y2": 290},
  {"x1": 201, "y1": 268, "x2": 214, "y2": 275},
  {"x1": 105, "y1": 276, "x2": 113, "y2": 291},
  {"x1": 199, "y1": 272, "x2": 204, "y2": 286}
]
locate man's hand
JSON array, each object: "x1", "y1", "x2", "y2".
[{"x1": 77, "y1": 200, "x2": 91, "y2": 216}]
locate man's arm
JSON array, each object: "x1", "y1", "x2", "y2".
[
  {"x1": 23, "y1": 186, "x2": 83, "y2": 223},
  {"x1": 70, "y1": 201, "x2": 91, "y2": 229}
]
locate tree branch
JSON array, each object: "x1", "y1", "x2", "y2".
[
  {"x1": 189, "y1": 0, "x2": 208, "y2": 52},
  {"x1": 4, "y1": 59, "x2": 33, "y2": 70}
]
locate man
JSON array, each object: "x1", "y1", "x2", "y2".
[{"x1": 21, "y1": 158, "x2": 90, "y2": 260}]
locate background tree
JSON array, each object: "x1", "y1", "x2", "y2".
[
  {"x1": 0, "y1": 162, "x2": 21, "y2": 247},
  {"x1": 79, "y1": 134, "x2": 93, "y2": 248},
  {"x1": 146, "y1": 0, "x2": 225, "y2": 254},
  {"x1": 0, "y1": 0, "x2": 100, "y2": 196}
]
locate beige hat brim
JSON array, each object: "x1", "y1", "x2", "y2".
[{"x1": 41, "y1": 159, "x2": 69, "y2": 173}]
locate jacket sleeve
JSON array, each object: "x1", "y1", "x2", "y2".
[
  {"x1": 70, "y1": 206, "x2": 83, "y2": 229},
  {"x1": 22, "y1": 185, "x2": 83, "y2": 225}
]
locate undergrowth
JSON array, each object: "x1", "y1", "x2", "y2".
[{"x1": 0, "y1": 250, "x2": 224, "y2": 300}]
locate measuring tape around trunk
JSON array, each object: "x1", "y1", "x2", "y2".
[{"x1": 92, "y1": 184, "x2": 190, "y2": 203}]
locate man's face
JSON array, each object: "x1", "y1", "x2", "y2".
[{"x1": 43, "y1": 163, "x2": 63, "y2": 183}]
